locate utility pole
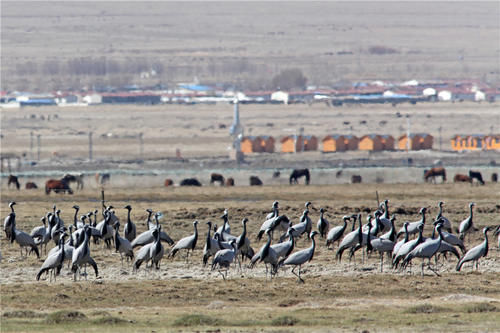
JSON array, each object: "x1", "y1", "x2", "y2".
[
  {"x1": 30, "y1": 131, "x2": 34, "y2": 160},
  {"x1": 139, "y1": 132, "x2": 144, "y2": 160},
  {"x1": 89, "y1": 131, "x2": 93, "y2": 161},
  {"x1": 439, "y1": 126, "x2": 442, "y2": 151},
  {"x1": 406, "y1": 115, "x2": 411, "y2": 151},
  {"x1": 36, "y1": 134, "x2": 41, "y2": 161}
]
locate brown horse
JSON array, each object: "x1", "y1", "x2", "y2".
[
  {"x1": 45, "y1": 179, "x2": 73, "y2": 195},
  {"x1": 454, "y1": 174, "x2": 471, "y2": 183},
  {"x1": 424, "y1": 167, "x2": 446, "y2": 183},
  {"x1": 210, "y1": 173, "x2": 225, "y2": 186},
  {"x1": 164, "y1": 179, "x2": 174, "y2": 187},
  {"x1": 8, "y1": 175, "x2": 20, "y2": 190},
  {"x1": 25, "y1": 182, "x2": 38, "y2": 189},
  {"x1": 225, "y1": 177, "x2": 235, "y2": 186}
]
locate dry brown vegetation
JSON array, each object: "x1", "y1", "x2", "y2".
[
  {"x1": 1, "y1": 102, "x2": 499, "y2": 162},
  {"x1": 1, "y1": 183, "x2": 499, "y2": 332},
  {"x1": 2, "y1": 2, "x2": 499, "y2": 91}
]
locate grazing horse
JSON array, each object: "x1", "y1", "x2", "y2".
[
  {"x1": 225, "y1": 177, "x2": 235, "y2": 186},
  {"x1": 25, "y1": 182, "x2": 38, "y2": 189},
  {"x1": 45, "y1": 179, "x2": 73, "y2": 195},
  {"x1": 249, "y1": 176, "x2": 263, "y2": 186},
  {"x1": 210, "y1": 173, "x2": 225, "y2": 186},
  {"x1": 180, "y1": 178, "x2": 202, "y2": 186},
  {"x1": 469, "y1": 170, "x2": 485, "y2": 185},
  {"x1": 63, "y1": 173, "x2": 84, "y2": 190},
  {"x1": 454, "y1": 174, "x2": 471, "y2": 183},
  {"x1": 289, "y1": 168, "x2": 310, "y2": 185},
  {"x1": 351, "y1": 175, "x2": 362, "y2": 184},
  {"x1": 164, "y1": 179, "x2": 174, "y2": 187},
  {"x1": 8, "y1": 175, "x2": 20, "y2": 190},
  {"x1": 95, "y1": 173, "x2": 110, "y2": 185},
  {"x1": 424, "y1": 167, "x2": 446, "y2": 183}
]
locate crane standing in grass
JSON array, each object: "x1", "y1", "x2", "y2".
[
  {"x1": 170, "y1": 220, "x2": 198, "y2": 262},
  {"x1": 456, "y1": 227, "x2": 491, "y2": 272},
  {"x1": 280, "y1": 231, "x2": 319, "y2": 283}
]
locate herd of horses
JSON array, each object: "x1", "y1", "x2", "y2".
[
  {"x1": 7, "y1": 173, "x2": 110, "y2": 194},
  {"x1": 164, "y1": 170, "x2": 311, "y2": 188},
  {"x1": 424, "y1": 167, "x2": 496, "y2": 185},
  {"x1": 5, "y1": 167, "x2": 498, "y2": 193}
]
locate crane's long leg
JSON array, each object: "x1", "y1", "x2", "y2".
[
  {"x1": 298, "y1": 265, "x2": 304, "y2": 283},
  {"x1": 427, "y1": 259, "x2": 441, "y2": 277}
]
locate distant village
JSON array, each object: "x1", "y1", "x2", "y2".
[
  {"x1": 1, "y1": 79, "x2": 499, "y2": 108},
  {"x1": 2, "y1": 79, "x2": 499, "y2": 155}
]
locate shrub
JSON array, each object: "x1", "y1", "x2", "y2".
[
  {"x1": 45, "y1": 310, "x2": 86, "y2": 324},
  {"x1": 404, "y1": 304, "x2": 450, "y2": 314},
  {"x1": 92, "y1": 316, "x2": 128, "y2": 325},
  {"x1": 464, "y1": 303, "x2": 498, "y2": 313},
  {"x1": 173, "y1": 314, "x2": 226, "y2": 327},
  {"x1": 270, "y1": 315, "x2": 300, "y2": 326}
]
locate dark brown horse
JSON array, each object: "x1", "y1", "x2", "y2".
[
  {"x1": 492, "y1": 173, "x2": 498, "y2": 183},
  {"x1": 249, "y1": 176, "x2": 263, "y2": 186},
  {"x1": 351, "y1": 175, "x2": 362, "y2": 183},
  {"x1": 164, "y1": 179, "x2": 174, "y2": 187},
  {"x1": 424, "y1": 167, "x2": 446, "y2": 183},
  {"x1": 25, "y1": 182, "x2": 38, "y2": 189},
  {"x1": 469, "y1": 170, "x2": 485, "y2": 185},
  {"x1": 210, "y1": 173, "x2": 225, "y2": 186},
  {"x1": 289, "y1": 168, "x2": 310, "y2": 185},
  {"x1": 225, "y1": 177, "x2": 235, "y2": 186},
  {"x1": 45, "y1": 179, "x2": 73, "y2": 195},
  {"x1": 63, "y1": 173, "x2": 84, "y2": 190},
  {"x1": 8, "y1": 175, "x2": 20, "y2": 190},
  {"x1": 180, "y1": 178, "x2": 202, "y2": 186},
  {"x1": 454, "y1": 174, "x2": 471, "y2": 183}
]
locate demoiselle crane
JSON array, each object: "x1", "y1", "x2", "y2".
[
  {"x1": 281, "y1": 231, "x2": 319, "y2": 283},
  {"x1": 456, "y1": 227, "x2": 491, "y2": 272}
]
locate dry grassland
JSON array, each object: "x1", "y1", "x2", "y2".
[
  {"x1": 2, "y1": 2, "x2": 499, "y2": 90},
  {"x1": 1, "y1": 102, "x2": 499, "y2": 161},
  {"x1": 1, "y1": 183, "x2": 499, "y2": 332}
]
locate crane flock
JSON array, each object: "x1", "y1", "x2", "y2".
[{"x1": 1, "y1": 199, "x2": 499, "y2": 283}]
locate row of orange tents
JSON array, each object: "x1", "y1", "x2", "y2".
[{"x1": 240, "y1": 133, "x2": 434, "y2": 153}]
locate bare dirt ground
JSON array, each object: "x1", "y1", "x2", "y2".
[{"x1": 1, "y1": 184, "x2": 499, "y2": 332}]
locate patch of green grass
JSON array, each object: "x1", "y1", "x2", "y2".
[
  {"x1": 45, "y1": 310, "x2": 86, "y2": 324},
  {"x1": 404, "y1": 304, "x2": 451, "y2": 314},
  {"x1": 2, "y1": 310, "x2": 45, "y2": 319},
  {"x1": 270, "y1": 315, "x2": 300, "y2": 326},
  {"x1": 463, "y1": 302, "x2": 498, "y2": 313},
  {"x1": 173, "y1": 314, "x2": 226, "y2": 327}
]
